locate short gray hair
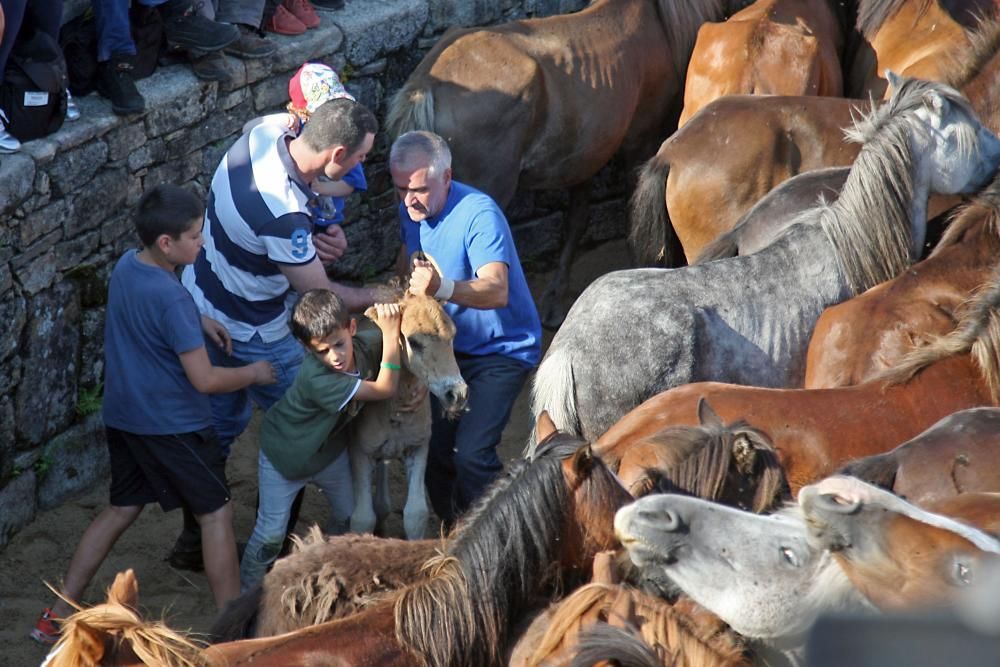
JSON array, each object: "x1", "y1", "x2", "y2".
[{"x1": 389, "y1": 130, "x2": 452, "y2": 179}]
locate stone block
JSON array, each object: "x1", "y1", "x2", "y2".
[
  {"x1": 428, "y1": 0, "x2": 501, "y2": 31},
  {"x1": 219, "y1": 86, "x2": 251, "y2": 111},
  {"x1": 0, "y1": 264, "x2": 11, "y2": 295},
  {"x1": 252, "y1": 75, "x2": 291, "y2": 113},
  {"x1": 0, "y1": 291, "x2": 27, "y2": 363},
  {"x1": 0, "y1": 471, "x2": 36, "y2": 548},
  {"x1": 37, "y1": 413, "x2": 109, "y2": 511},
  {"x1": 100, "y1": 211, "x2": 134, "y2": 248},
  {"x1": 54, "y1": 230, "x2": 101, "y2": 271},
  {"x1": 46, "y1": 141, "x2": 109, "y2": 198},
  {"x1": 327, "y1": 211, "x2": 400, "y2": 281},
  {"x1": 12, "y1": 239, "x2": 62, "y2": 296},
  {"x1": 143, "y1": 70, "x2": 217, "y2": 137},
  {"x1": 20, "y1": 197, "x2": 71, "y2": 248},
  {"x1": 127, "y1": 138, "x2": 167, "y2": 172},
  {"x1": 511, "y1": 211, "x2": 563, "y2": 263},
  {"x1": 106, "y1": 123, "x2": 149, "y2": 162},
  {"x1": 583, "y1": 198, "x2": 626, "y2": 244},
  {"x1": 0, "y1": 153, "x2": 36, "y2": 216},
  {"x1": 18, "y1": 137, "x2": 58, "y2": 165},
  {"x1": 79, "y1": 307, "x2": 105, "y2": 389},
  {"x1": 69, "y1": 167, "x2": 129, "y2": 237},
  {"x1": 0, "y1": 395, "x2": 13, "y2": 476},
  {"x1": 15, "y1": 281, "x2": 81, "y2": 445},
  {"x1": 347, "y1": 76, "x2": 383, "y2": 116},
  {"x1": 337, "y1": 0, "x2": 428, "y2": 66},
  {"x1": 142, "y1": 153, "x2": 202, "y2": 190}
]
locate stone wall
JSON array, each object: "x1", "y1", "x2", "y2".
[{"x1": 0, "y1": 0, "x2": 628, "y2": 547}]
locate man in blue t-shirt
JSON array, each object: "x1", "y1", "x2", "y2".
[{"x1": 391, "y1": 130, "x2": 542, "y2": 525}]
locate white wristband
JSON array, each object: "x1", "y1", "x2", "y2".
[{"x1": 434, "y1": 277, "x2": 455, "y2": 301}]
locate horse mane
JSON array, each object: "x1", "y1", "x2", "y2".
[
  {"x1": 652, "y1": 0, "x2": 734, "y2": 73},
  {"x1": 855, "y1": 0, "x2": 933, "y2": 39},
  {"x1": 531, "y1": 583, "x2": 751, "y2": 667},
  {"x1": 930, "y1": 169, "x2": 1000, "y2": 255},
  {"x1": 943, "y1": 14, "x2": 1000, "y2": 89},
  {"x1": 395, "y1": 435, "x2": 622, "y2": 667},
  {"x1": 400, "y1": 290, "x2": 456, "y2": 339},
  {"x1": 47, "y1": 594, "x2": 209, "y2": 667},
  {"x1": 876, "y1": 267, "x2": 1000, "y2": 402},
  {"x1": 636, "y1": 421, "x2": 786, "y2": 513},
  {"x1": 820, "y1": 77, "x2": 979, "y2": 295}
]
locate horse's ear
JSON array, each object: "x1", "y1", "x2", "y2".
[
  {"x1": 923, "y1": 89, "x2": 948, "y2": 118},
  {"x1": 75, "y1": 619, "x2": 108, "y2": 664},
  {"x1": 107, "y1": 568, "x2": 139, "y2": 609},
  {"x1": 535, "y1": 411, "x2": 558, "y2": 443},
  {"x1": 697, "y1": 397, "x2": 723, "y2": 428},
  {"x1": 572, "y1": 444, "x2": 596, "y2": 476},
  {"x1": 732, "y1": 433, "x2": 757, "y2": 475},
  {"x1": 885, "y1": 69, "x2": 903, "y2": 94}
]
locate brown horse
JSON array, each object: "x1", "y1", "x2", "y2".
[
  {"x1": 594, "y1": 270, "x2": 1000, "y2": 495},
  {"x1": 837, "y1": 407, "x2": 1000, "y2": 505},
  {"x1": 805, "y1": 173, "x2": 1000, "y2": 388},
  {"x1": 677, "y1": 0, "x2": 847, "y2": 128},
  {"x1": 384, "y1": 0, "x2": 747, "y2": 327},
  {"x1": 201, "y1": 431, "x2": 633, "y2": 665},
  {"x1": 629, "y1": 6, "x2": 1000, "y2": 268},
  {"x1": 800, "y1": 476, "x2": 1000, "y2": 611},
  {"x1": 40, "y1": 569, "x2": 209, "y2": 667}
]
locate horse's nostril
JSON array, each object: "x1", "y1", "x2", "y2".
[
  {"x1": 818, "y1": 493, "x2": 862, "y2": 515},
  {"x1": 638, "y1": 507, "x2": 682, "y2": 532}
]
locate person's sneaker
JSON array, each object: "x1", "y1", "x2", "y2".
[
  {"x1": 0, "y1": 111, "x2": 20, "y2": 153},
  {"x1": 96, "y1": 56, "x2": 146, "y2": 115},
  {"x1": 190, "y1": 50, "x2": 234, "y2": 83},
  {"x1": 30, "y1": 608, "x2": 61, "y2": 645},
  {"x1": 160, "y1": 0, "x2": 240, "y2": 52},
  {"x1": 225, "y1": 25, "x2": 277, "y2": 59},
  {"x1": 167, "y1": 544, "x2": 205, "y2": 571},
  {"x1": 310, "y1": 0, "x2": 344, "y2": 11},
  {"x1": 65, "y1": 90, "x2": 80, "y2": 121},
  {"x1": 265, "y1": 5, "x2": 306, "y2": 35},
  {"x1": 283, "y1": 0, "x2": 320, "y2": 29}
]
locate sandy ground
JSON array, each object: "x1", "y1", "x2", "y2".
[{"x1": 0, "y1": 239, "x2": 630, "y2": 667}]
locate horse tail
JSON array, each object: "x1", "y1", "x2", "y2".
[
  {"x1": 694, "y1": 227, "x2": 740, "y2": 263},
  {"x1": 385, "y1": 83, "x2": 436, "y2": 140},
  {"x1": 208, "y1": 585, "x2": 262, "y2": 642},
  {"x1": 628, "y1": 153, "x2": 680, "y2": 267},
  {"x1": 836, "y1": 453, "x2": 899, "y2": 492},
  {"x1": 569, "y1": 623, "x2": 661, "y2": 667},
  {"x1": 527, "y1": 346, "x2": 579, "y2": 456}
]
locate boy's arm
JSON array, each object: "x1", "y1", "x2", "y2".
[
  {"x1": 179, "y1": 346, "x2": 276, "y2": 393},
  {"x1": 353, "y1": 304, "x2": 402, "y2": 402}
]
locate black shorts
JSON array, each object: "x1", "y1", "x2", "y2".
[{"x1": 106, "y1": 426, "x2": 230, "y2": 515}]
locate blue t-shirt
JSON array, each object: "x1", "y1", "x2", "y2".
[
  {"x1": 103, "y1": 250, "x2": 213, "y2": 435},
  {"x1": 311, "y1": 163, "x2": 368, "y2": 227},
  {"x1": 399, "y1": 180, "x2": 541, "y2": 367}
]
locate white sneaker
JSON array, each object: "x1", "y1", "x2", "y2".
[
  {"x1": 66, "y1": 91, "x2": 81, "y2": 121},
  {"x1": 0, "y1": 110, "x2": 20, "y2": 153}
]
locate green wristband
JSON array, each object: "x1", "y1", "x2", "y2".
[{"x1": 381, "y1": 362, "x2": 402, "y2": 371}]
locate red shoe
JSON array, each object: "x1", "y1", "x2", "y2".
[
  {"x1": 283, "y1": 0, "x2": 320, "y2": 29},
  {"x1": 265, "y1": 5, "x2": 306, "y2": 36},
  {"x1": 30, "y1": 608, "x2": 61, "y2": 645}
]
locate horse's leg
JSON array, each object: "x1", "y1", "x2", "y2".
[
  {"x1": 373, "y1": 459, "x2": 392, "y2": 536},
  {"x1": 348, "y1": 447, "x2": 377, "y2": 535},
  {"x1": 538, "y1": 182, "x2": 590, "y2": 330},
  {"x1": 401, "y1": 443, "x2": 430, "y2": 540}
]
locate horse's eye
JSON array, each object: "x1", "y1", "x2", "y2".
[
  {"x1": 780, "y1": 547, "x2": 799, "y2": 567},
  {"x1": 407, "y1": 337, "x2": 424, "y2": 352},
  {"x1": 955, "y1": 561, "x2": 972, "y2": 586}
]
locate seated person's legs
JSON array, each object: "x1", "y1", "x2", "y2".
[
  {"x1": 214, "y1": 0, "x2": 276, "y2": 58},
  {"x1": 140, "y1": 0, "x2": 238, "y2": 52},
  {"x1": 91, "y1": 0, "x2": 145, "y2": 115},
  {"x1": 0, "y1": 0, "x2": 27, "y2": 153}
]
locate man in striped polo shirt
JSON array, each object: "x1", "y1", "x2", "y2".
[{"x1": 171, "y1": 97, "x2": 378, "y2": 566}]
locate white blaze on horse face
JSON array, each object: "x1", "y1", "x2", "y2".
[{"x1": 615, "y1": 495, "x2": 851, "y2": 640}]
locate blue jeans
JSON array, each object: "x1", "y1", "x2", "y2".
[
  {"x1": 425, "y1": 353, "x2": 532, "y2": 524},
  {"x1": 240, "y1": 449, "x2": 353, "y2": 591},
  {"x1": 205, "y1": 332, "x2": 303, "y2": 457}
]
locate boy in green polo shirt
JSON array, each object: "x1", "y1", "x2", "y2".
[{"x1": 239, "y1": 288, "x2": 402, "y2": 591}]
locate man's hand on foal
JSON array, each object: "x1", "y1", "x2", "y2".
[{"x1": 409, "y1": 258, "x2": 441, "y2": 297}]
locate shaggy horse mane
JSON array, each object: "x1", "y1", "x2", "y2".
[
  {"x1": 877, "y1": 267, "x2": 1000, "y2": 402},
  {"x1": 856, "y1": 0, "x2": 934, "y2": 39},
  {"x1": 943, "y1": 14, "x2": 1000, "y2": 90},
  {"x1": 395, "y1": 433, "x2": 625, "y2": 667},
  {"x1": 931, "y1": 170, "x2": 1000, "y2": 255}
]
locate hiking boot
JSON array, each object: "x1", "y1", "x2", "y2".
[
  {"x1": 283, "y1": 0, "x2": 320, "y2": 29},
  {"x1": 266, "y1": 4, "x2": 306, "y2": 35},
  {"x1": 225, "y1": 25, "x2": 277, "y2": 59},
  {"x1": 310, "y1": 0, "x2": 344, "y2": 11},
  {"x1": 160, "y1": 0, "x2": 240, "y2": 52},
  {"x1": 167, "y1": 543, "x2": 205, "y2": 571},
  {"x1": 190, "y1": 50, "x2": 234, "y2": 83},
  {"x1": 30, "y1": 608, "x2": 60, "y2": 645},
  {"x1": 65, "y1": 90, "x2": 80, "y2": 121},
  {"x1": 96, "y1": 56, "x2": 146, "y2": 115}
]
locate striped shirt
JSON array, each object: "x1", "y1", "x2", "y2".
[{"x1": 182, "y1": 123, "x2": 317, "y2": 343}]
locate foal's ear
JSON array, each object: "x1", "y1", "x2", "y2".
[
  {"x1": 535, "y1": 411, "x2": 558, "y2": 443},
  {"x1": 572, "y1": 444, "x2": 595, "y2": 476},
  {"x1": 697, "y1": 397, "x2": 723, "y2": 428},
  {"x1": 108, "y1": 568, "x2": 139, "y2": 609}
]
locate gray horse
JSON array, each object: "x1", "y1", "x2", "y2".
[{"x1": 531, "y1": 74, "x2": 1000, "y2": 445}]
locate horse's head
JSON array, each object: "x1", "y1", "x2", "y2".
[
  {"x1": 370, "y1": 291, "x2": 468, "y2": 417},
  {"x1": 614, "y1": 494, "x2": 857, "y2": 641},
  {"x1": 800, "y1": 475, "x2": 1000, "y2": 611}
]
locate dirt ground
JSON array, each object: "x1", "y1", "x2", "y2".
[{"x1": 0, "y1": 238, "x2": 630, "y2": 667}]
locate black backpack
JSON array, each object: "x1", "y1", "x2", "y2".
[{"x1": 0, "y1": 29, "x2": 68, "y2": 142}]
